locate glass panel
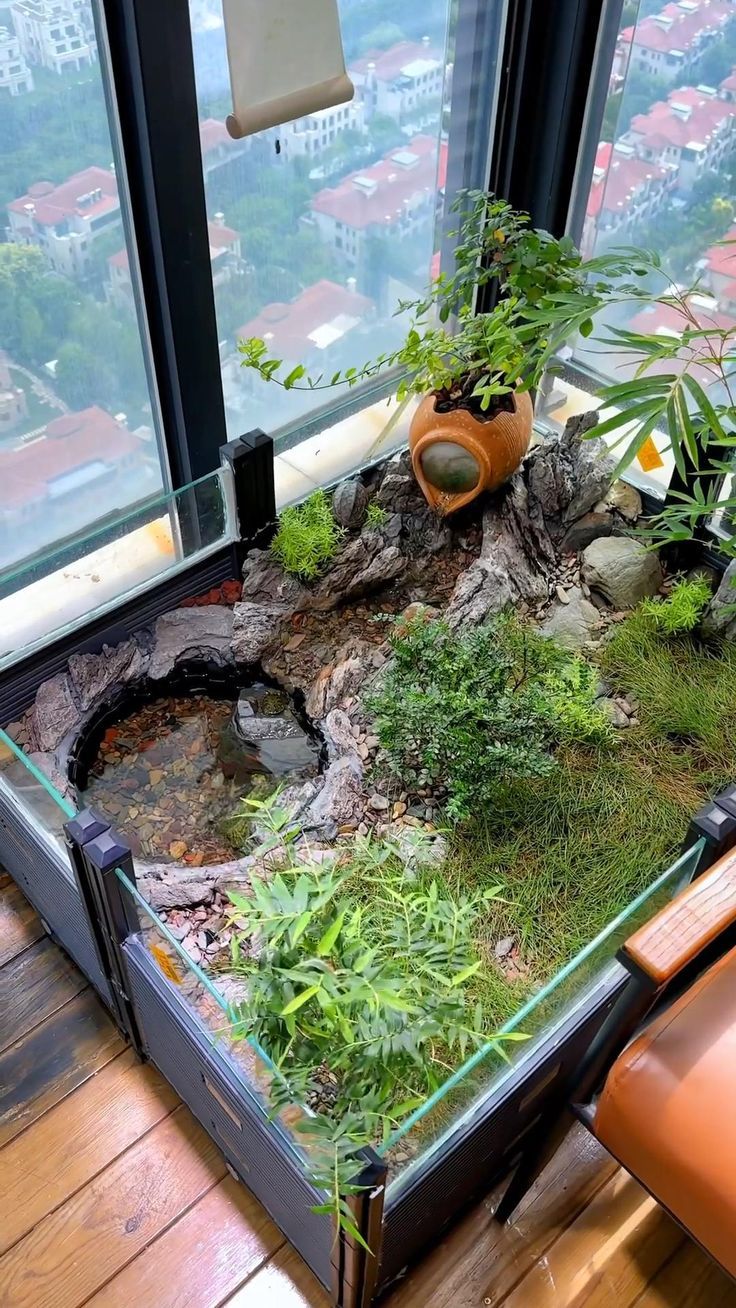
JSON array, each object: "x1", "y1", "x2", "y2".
[
  {"x1": 0, "y1": 723, "x2": 75, "y2": 849},
  {"x1": 116, "y1": 866, "x2": 321, "y2": 1174},
  {"x1": 541, "y1": 0, "x2": 736, "y2": 498},
  {"x1": 189, "y1": 0, "x2": 507, "y2": 478},
  {"x1": 381, "y1": 838, "x2": 705, "y2": 1194},
  {"x1": 0, "y1": 469, "x2": 232, "y2": 669},
  {"x1": 0, "y1": 1, "x2": 170, "y2": 577}
]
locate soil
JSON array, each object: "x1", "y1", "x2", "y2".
[{"x1": 433, "y1": 371, "x2": 517, "y2": 422}]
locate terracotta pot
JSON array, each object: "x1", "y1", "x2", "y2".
[{"x1": 409, "y1": 387, "x2": 534, "y2": 514}]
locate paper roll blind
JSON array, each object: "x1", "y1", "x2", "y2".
[{"x1": 223, "y1": 0, "x2": 355, "y2": 141}]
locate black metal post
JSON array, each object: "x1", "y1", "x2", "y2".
[
  {"x1": 685, "y1": 786, "x2": 736, "y2": 879},
  {"x1": 331, "y1": 1152, "x2": 387, "y2": 1308},
  {"x1": 221, "y1": 429, "x2": 278, "y2": 571},
  {"x1": 65, "y1": 808, "x2": 145, "y2": 1056}
]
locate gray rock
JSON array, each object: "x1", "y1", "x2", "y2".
[
  {"x1": 495, "y1": 936, "x2": 515, "y2": 959},
  {"x1": 231, "y1": 601, "x2": 288, "y2": 664},
  {"x1": 540, "y1": 590, "x2": 601, "y2": 650},
  {"x1": 599, "y1": 698, "x2": 630, "y2": 729},
  {"x1": 304, "y1": 756, "x2": 364, "y2": 839},
  {"x1": 560, "y1": 512, "x2": 614, "y2": 554},
  {"x1": 375, "y1": 458, "x2": 427, "y2": 515},
  {"x1": 241, "y1": 548, "x2": 306, "y2": 608},
  {"x1": 305, "y1": 643, "x2": 376, "y2": 718},
  {"x1": 446, "y1": 559, "x2": 514, "y2": 628},
  {"x1": 68, "y1": 638, "x2": 147, "y2": 711},
  {"x1": 323, "y1": 709, "x2": 361, "y2": 762},
  {"x1": 302, "y1": 534, "x2": 405, "y2": 611},
  {"x1": 581, "y1": 537, "x2": 663, "y2": 609},
  {"x1": 597, "y1": 479, "x2": 643, "y2": 523},
  {"x1": 148, "y1": 606, "x2": 235, "y2": 679},
  {"x1": 563, "y1": 419, "x2": 617, "y2": 523},
  {"x1": 26, "y1": 750, "x2": 76, "y2": 807},
  {"x1": 386, "y1": 822, "x2": 449, "y2": 871},
  {"x1": 332, "y1": 478, "x2": 369, "y2": 529},
  {"x1": 32, "y1": 674, "x2": 80, "y2": 752},
  {"x1": 703, "y1": 561, "x2": 736, "y2": 639},
  {"x1": 134, "y1": 862, "x2": 222, "y2": 911}
]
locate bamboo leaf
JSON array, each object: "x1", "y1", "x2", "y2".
[
  {"x1": 280, "y1": 984, "x2": 321, "y2": 1015},
  {"x1": 317, "y1": 910, "x2": 346, "y2": 958}
]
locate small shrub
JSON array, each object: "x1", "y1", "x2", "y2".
[
  {"x1": 365, "y1": 500, "x2": 388, "y2": 530},
  {"x1": 637, "y1": 576, "x2": 711, "y2": 635},
  {"x1": 225, "y1": 820, "x2": 518, "y2": 1237},
  {"x1": 270, "y1": 489, "x2": 344, "y2": 580},
  {"x1": 365, "y1": 614, "x2": 610, "y2": 822}
]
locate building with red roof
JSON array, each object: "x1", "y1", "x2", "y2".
[
  {"x1": 198, "y1": 118, "x2": 249, "y2": 174},
  {"x1": 699, "y1": 224, "x2": 736, "y2": 307},
  {"x1": 350, "y1": 38, "x2": 445, "y2": 120},
  {"x1": 621, "y1": 81, "x2": 736, "y2": 189},
  {"x1": 615, "y1": 0, "x2": 734, "y2": 82},
  {"x1": 308, "y1": 135, "x2": 444, "y2": 269},
  {"x1": 0, "y1": 406, "x2": 152, "y2": 557},
  {"x1": 721, "y1": 68, "x2": 736, "y2": 99},
  {"x1": 7, "y1": 166, "x2": 120, "y2": 276},
  {"x1": 107, "y1": 216, "x2": 241, "y2": 308},
  {"x1": 583, "y1": 141, "x2": 676, "y2": 254},
  {"x1": 236, "y1": 279, "x2": 374, "y2": 377}
]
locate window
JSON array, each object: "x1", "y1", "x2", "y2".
[
  {"x1": 0, "y1": 0, "x2": 168, "y2": 577},
  {"x1": 541, "y1": 0, "x2": 736, "y2": 499},
  {"x1": 188, "y1": 0, "x2": 507, "y2": 469}
]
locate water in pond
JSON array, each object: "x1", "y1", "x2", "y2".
[{"x1": 81, "y1": 685, "x2": 319, "y2": 865}]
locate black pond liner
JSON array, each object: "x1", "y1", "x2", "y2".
[{"x1": 0, "y1": 549, "x2": 728, "y2": 1307}]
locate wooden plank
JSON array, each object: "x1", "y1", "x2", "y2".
[
  {"x1": 223, "y1": 1245, "x2": 330, "y2": 1308},
  {"x1": 87, "y1": 1176, "x2": 283, "y2": 1308},
  {"x1": 0, "y1": 989, "x2": 124, "y2": 1148},
  {"x1": 635, "y1": 1239, "x2": 736, "y2": 1308},
  {"x1": 499, "y1": 1171, "x2": 683, "y2": 1308},
  {"x1": 0, "y1": 884, "x2": 43, "y2": 967},
  {"x1": 0, "y1": 1107, "x2": 226, "y2": 1308},
  {"x1": 0, "y1": 1050, "x2": 178, "y2": 1255},
  {"x1": 385, "y1": 1127, "x2": 616, "y2": 1308},
  {"x1": 0, "y1": 938, "x2": 86, "y2": 1053}
]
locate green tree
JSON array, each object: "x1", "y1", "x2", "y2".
[
  {"x1": 356, "y1": 21, "x2": 406, "y2": 55},
  {"x1": 0, "y1": 244, "x2": 78, "y2": 365}
]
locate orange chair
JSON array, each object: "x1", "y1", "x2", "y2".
[{"x1": 497, "y1": 847, "x2": 736, "y2": 1281}]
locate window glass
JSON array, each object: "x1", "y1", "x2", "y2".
[
  {"x1": 189, "y1": 0, "x2": 506, "y2": 471},
  {"x1": 0, "y1": 0, "x2": 168, "y2": 577},
  {"x1": 542, "y1": 0, "x2": 736, "y2": 498}
]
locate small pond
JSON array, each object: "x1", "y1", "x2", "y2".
[{"x1": 80, "y1": 684, "x2": 320, "y2": 865}]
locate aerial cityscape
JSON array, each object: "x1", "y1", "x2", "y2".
[{"x1": 0, "y1": 0, "x2": 734, "y2": 573}]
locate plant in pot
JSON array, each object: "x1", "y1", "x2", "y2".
[{"x1": 238, "y1": 193, "x2": 636, "y2": 514}]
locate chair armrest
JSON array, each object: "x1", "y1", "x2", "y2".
[{"x1": 621, "y1": 848, "x2": 736, "y2": 986}]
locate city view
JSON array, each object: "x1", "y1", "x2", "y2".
[{"x1": 1, "y1": 0, "x2": 735, "y2": 574}]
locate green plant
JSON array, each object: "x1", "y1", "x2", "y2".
[
  {"x1": 365, "y1": 614, "x2": 610, "y2": 822},
  {"x1": 224, "y1": 822, "x2": 520, "y2": 1240},
  {"x1": 365, "y1": 500, "x2": 387, "y2": 530},
  {"x1": 270, "y1": 489, "x2": 344, "y2": 580},
  {"x1": 637, "y1": 576, "x2": 712, "y2": 635},
  {"x1": 238, "y1": 192, "x2": 634, "y2": 423}
]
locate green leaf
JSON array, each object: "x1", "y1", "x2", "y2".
[
  {"x1": 290, "y1": 911, "x2": 313, "y2": 947},
  {"x1": 280, "y1": 984, "x2": 321, "y2": 1015},
  {"x1": 317, "y1": 910, "x2": 345, "y2": 958},
  {"x1": 682, "y1": 373, "x2": 727, "y2": 443},
  {"x1": 447, "y1": 960, "x2": 482, "y2": 987}
]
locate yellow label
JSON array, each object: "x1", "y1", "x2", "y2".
[
  {"x1": 150, "y1": 942, "x2": 183, "y2": 985},
  {"x1": 637, "y1": 436, "x2": 665, "y2": 472}
]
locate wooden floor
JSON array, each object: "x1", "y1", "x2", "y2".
[{"x1": 1, "y1": 876, "x2": 734, "y2": 1308}]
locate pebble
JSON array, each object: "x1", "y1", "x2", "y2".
[
  {"x1": 169, "y1": 840, "x2": 188, "y2": 859},
  {"x1": 368, "y1": 794, "x2": 389, "y2": 812},
  {"x1": 392, "y1": 801, "x2": 407, "y2": 819},
  {"x1": 555, "y1": 586, "x2": 570, "y2": 605},
  {"x1": 365, "y1": 735, "x2": 380, "y2": 750},
  {"x1": 495, "y1": 936, "x2": 515, "y2": 959}
]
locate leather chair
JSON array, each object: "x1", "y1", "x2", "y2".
[{"x1": 497, "y1": 847, "x2": 736, "y2": 1280}]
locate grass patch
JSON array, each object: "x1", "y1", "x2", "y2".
[{"x1": 270, "y1": 489, "x2": 344, "y2": 580}]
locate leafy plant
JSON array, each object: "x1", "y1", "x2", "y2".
[
  {"x1": 365, "y1": 500, "x2": 388, "y2": 530},
  {"x1": 365, "y1": 614, "x2": 610, "y2": 822},
  {"x1": 637, "y1": 576, "x2": 712, "y2": 636},
  {"x1": 224, "y1": 823, "x2": 519, "y2": 1240},
  {"x1": 270, "y1": 489, "x2": 344, "y2": 580},
  {"x1": 238, "y1": 192, "x2": 636, "y2": 421}
]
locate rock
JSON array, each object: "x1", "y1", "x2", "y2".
[
  {"x1": 305, "y1": 642, "x2": 376, "y2": 718},
  {"x1": 68, "y1": 639, "x2": 148, "y2": 711},
  {"x1": 32, "y1": 674, "x2": 79, "y2": 752},
  {"x1": 598, "y1": 479, "x2": 643, "y2": 523},
  {"x1": 323, "y1": 709, "x2": 361, "y2": 762},
  {"x1": 387, "y1": 823, "x2": 449, "y2": 871},
  {"x1": 495, "y1": 936, "x2": 515, "y2": 959},
  {"x1": 26, "y1": 751, "x2": 76, "y2": 806},
  {"x1": 375, "y1": 457, "x2": 427, "y2": 515},
  {"x1": 169, "y1": 840, "x2": 188, "y2": 859},
  {"x1": 368, "y1": 793, "x2": 389, "y2": 812},
  {"x1": 241, "y1": 548, "x2": 306, "y2": 608},
  {"x1": 301, "y1": 534, "x2": 405, "y2": 611},
  {"x1": 599, "y1": 698, "x2": 630, "y2": 729},
  {"x1": 555, "y1": 585, "x2": 570, "y2": 605},
  {"x1": 581, "y1": 537, "x2": 663, "y2": 609},
  {"x1": 446, "y1": 559, "x2": 514, "y2": 628},
  {"x1": 149, "y1": 607, "x2": 235, "y2": 679},
  {"x1": 137, "y1": 863, "x2": 222, "y2": 911},
  {"x1": 703, "y1": 561, "x2": 736, "y2": 639},
  {"x1": 304, "y1": 756, "x2": 364, "y2": 839},
  {"x1": 560, "y1": 411, "x2": 617, "y2": 523},
  {"x1": 231, "y1": 602, "x2": 289, "y2": 664},
  {"x1": 332, "y1": 478, "x2": 369, "y2": 529},
  {"x1": 540, "y1": 589, "x2": 601, "y2": 651},
  {"x1": 560, "y1": 512, "x2": 614, "y2": 553}
]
